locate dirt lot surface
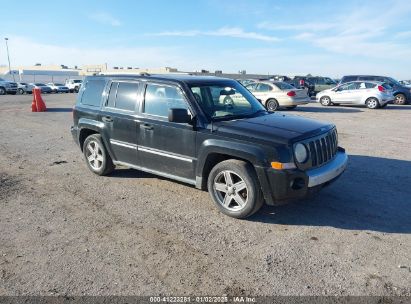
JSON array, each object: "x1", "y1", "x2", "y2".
[{"x1": 0, "y1": 94, "x2": 410, "y2": 296}]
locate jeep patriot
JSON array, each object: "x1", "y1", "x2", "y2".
[{"x1": 71, "y1": 74, "x2": 348, "y2": 218}]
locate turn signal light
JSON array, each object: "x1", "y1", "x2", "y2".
[{"x1": 271, "y1": 162, "x2": 296, "y2": 170}]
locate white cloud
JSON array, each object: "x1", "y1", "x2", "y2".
[
  {"x1": 149, "y1": 27, "x2": 280, "y2": 42},
  {"x1": 89, "y1": 12, "x2": 122, "y2": 27},
  {"x1": 258, "y1": 21, "x2": 337, "y2": 32},
  {"x1": 259, "y1": 2, "x2": 411, "y2": 59}
]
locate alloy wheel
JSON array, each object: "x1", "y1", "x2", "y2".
[
  {"x1": 85, "y1": 140, "x2": 104, "y2": 170},
  {"x1": 213, "y1": 170, "x2": 248, "y2": 211}
]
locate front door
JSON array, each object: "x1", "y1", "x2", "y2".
[
  {"x1": 101, "y1": 80, "x2": 141, "y2": 165},
  {"x1": 136, "y1": 82, "x2": 196, "y2": 181},
  {"x1": 333, "y1": 82, "x2": 359, "y2": 103}
]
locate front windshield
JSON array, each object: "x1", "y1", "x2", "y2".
[
  {"x1": 189, "y1": 82, "x2": 266, "y2": 120},
  {"x1": 387, "y1": 77, "x2": 402, "y2": 86},
  {"x1": 73, "y1": 80, "x2": 82, "y2": 83}
]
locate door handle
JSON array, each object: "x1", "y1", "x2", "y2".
[
  {"x1": 140, "y1": 123, "x2": 153, "y2": 130},
  {"x1": 102, "y1": 116, "x2": 113, "y2": 123}
]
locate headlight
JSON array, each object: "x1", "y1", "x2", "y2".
[{"x1": 294, "y1": 143, "x2": 308, "y2": 163}]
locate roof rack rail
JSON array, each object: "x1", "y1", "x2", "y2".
[{"x1": 139, "y1": 72, "x2": 151, "y2": 76}]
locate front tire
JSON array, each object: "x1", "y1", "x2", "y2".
[
  {"x1": 0, "y1": 88, "x2": 6, "y2": 95},
  {"x1": 207, "y1": 160, "x2": 264, "y2": 219},
  {"x1": 266, "y1": 98, "x2": 279, "y2": 111},
  {"x1": 394, "y1": 93, "x2": 406, "y2": 105},
  {"x1": 366, "y1": 97, "x2": 380, "y2": 109},
  {"x1": 83, "y1": 134, "x2": 114, "y2": 176},
  {"x1": 320, "y1": 96, "x2": 331, "y2": 106},
  {"x1": 18, "y1": 88, "x2": 25, "y2": 94}
]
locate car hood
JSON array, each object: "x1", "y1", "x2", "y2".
[{"x1": 213, "y1": 113, "x2": 334, "y2": 144}]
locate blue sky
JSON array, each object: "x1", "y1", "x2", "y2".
[{"x1": 1, "y1": 0, "x2": 411, "y2": 78}]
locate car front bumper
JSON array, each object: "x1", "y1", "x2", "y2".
[{"x1": 256, "y1": 148, "x2": 348, "y2": 206}]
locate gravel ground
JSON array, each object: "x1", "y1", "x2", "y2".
[{"x1": 0, "y1": 93, "x2": 410, "y2": 296}]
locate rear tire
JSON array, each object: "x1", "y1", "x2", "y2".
[
  {"x1": 266, "y1": 99, "x2": 279, "y2": 111},
  {"x1": 366, "y1": 97, "x2": 380, "y2": 109},
  {"x1": 0, "y1": 88, "x2": 6, "y2": 95},
  {"x1": 83, "y1": 134, "x2": 114, "y2": 176},
  {"x1": 17, "y1": 88, "x2": 25, "y2": 95},
  {"x1": 394, "y1": 93, "x2": 406, "y2": 105},
  {"x1": 320, "y1": 96, "x2": 331, "y2": 106},
  {"x1": 207, "y1": 160, "x2": 264, "y2": 219}
]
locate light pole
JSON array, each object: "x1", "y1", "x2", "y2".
[{"x1": 4, "y1": 38, "x2": 15, "y2": 82}]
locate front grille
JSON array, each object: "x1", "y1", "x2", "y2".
[{"x1": 304, "y1": 129, "x2": 338, "y2": 168}]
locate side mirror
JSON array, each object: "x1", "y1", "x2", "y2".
[{"x1": 168, "y1": 108, "x2": 191, "y2": 124}]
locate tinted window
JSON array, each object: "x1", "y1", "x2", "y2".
[
  {"x1": 81, "y1": 79, "x2": 106, "y2": 107},
  {"x1": 342, "y1": 76, "x2": 357, "y2": 83},
  {"x1": 364, "y1": 82, "x2": 376, "y2": 89},
  {"x1": 325, "y1": 78, "x2": 336, "y2": 85},
  {"x1": 144, "y1": 84, "x2": 188, "y2": 117},
  {"x1": 316, "y1": 78, "x2": 325, "y2": 85},
  {"x1": 358, "y1": 76, "x2": 372, "y2": 81},
  {"x1": 273, "y1": 82, "x2": 295, "y2": 90},
  {"x1": 115, "y1": 82, "x2": 139, "y2": 111}
]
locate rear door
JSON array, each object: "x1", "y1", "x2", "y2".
[
  {"x1": 136, "y1": 82, "x2": 196, "y2": 181},
  {"x1": 101, "y1": 80, "x2": 141, "y2": 165}
]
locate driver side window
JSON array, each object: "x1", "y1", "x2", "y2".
[{"x1": 143, "y1": 84, "x2": 188, "y2": 117}]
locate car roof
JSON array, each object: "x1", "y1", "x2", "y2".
[
  {"x1": 87, "y1": 74, "x2": 236, "y2": 86},
  {"x1": 341, "y1": 80, "x2": 384, "y2": 85},
  {"x1": 342, "y1": 75, "x2": 389, "y2": 78}
]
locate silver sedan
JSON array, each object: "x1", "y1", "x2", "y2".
[{"x1": 316, "y1": 81, "x2": 394, "y2": 109}]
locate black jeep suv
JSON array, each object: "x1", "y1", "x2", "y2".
[{"x1": 71, "y1": 74, "x2": 348, "y2": 218}]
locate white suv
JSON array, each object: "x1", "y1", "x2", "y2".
[{"x1": 64, "y1": 79, "x2": 83, "y2": 93}]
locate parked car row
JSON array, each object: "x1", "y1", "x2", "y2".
[
  {"x1": 239, "y1": 74, "x2": 410, "y2": 110},
  {"x1": 0, "y1": 79, "x2": 83, "y2": 95}
]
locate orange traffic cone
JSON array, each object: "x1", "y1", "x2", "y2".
[
  {"x1": 31, "y1": 92, "x2": 38, "y2": 112},
  {"x1": 33, "y1": 88, "x2": 47, "y2": 112}
]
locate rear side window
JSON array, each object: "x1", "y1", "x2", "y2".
[
  {"x1": 116, "y1": 82, "x2": 139, "y2": 111},
  {"x1": 364, "y1": 82, "x2": 376, "y2": 89},
  {"x1": 106, "y1": 81, "x2": 139, "y2": 111},
  {"x1": 256, "y1": 83, "x2": 272, "y2": 92},
  {"x1": 81, "y1": 79, "x2": 106, "y2": 107},
  {"x1": 144, "y1": 84, "x2": 188, "y2": 117}
]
